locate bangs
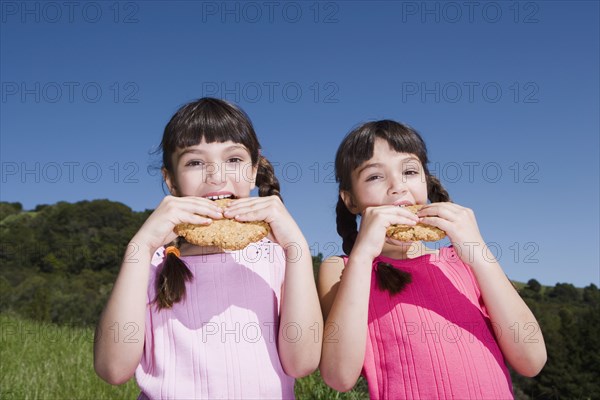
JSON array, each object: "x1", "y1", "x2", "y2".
[
  {"x1": 161, "y1": 98, "x2": 259, "y2": 169},
  {"x1": 335, "y1": 120, "x2": 429, "y2": 189}
]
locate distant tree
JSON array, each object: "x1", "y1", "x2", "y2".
[
  {"x1": 526, "y1": 278, "x2": 542, "y2": 293},
  {"x1": 583, "y1": 283, "x2": 599, "y2": 306},
  {"x1": 0, "y1": 201, "x2": 22, "y2": 221},
  {"x1": 547, "y1": 282, "x2": 580, "y2": 302},
  {"x1": 312, "y1": 253, "x2": 323, "y2": 280}
]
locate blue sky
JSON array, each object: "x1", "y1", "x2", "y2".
[{"x1": 1, "y1": 1, "x2": 598, "y2": 287}]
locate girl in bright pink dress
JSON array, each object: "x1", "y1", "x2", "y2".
[{"x1": 318, "y1": 120, "x2": 546, "y2": 399}]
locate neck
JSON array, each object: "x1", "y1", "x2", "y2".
[
  {"x1": 380, "y1": 241, "x2": 438, "y2": 260},
  {"x1": 179, "y1": 241, "x2": 225, "y2": 256}
]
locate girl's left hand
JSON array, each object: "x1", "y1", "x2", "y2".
[
  {"x1": 417, "y1": 202, "x2": 486, "y2": 263},
  {"x1": 222, "y1": 196, "x2": 301, "y2": 247}
]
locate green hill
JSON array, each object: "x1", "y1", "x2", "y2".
[{"x1": 0, "y1": 200, "x2": 598, "y2": 399}]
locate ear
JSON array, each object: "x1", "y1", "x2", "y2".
[
  {"x1": 248, "y1": 164, "x2": 258, "y2": 190},
  {"x1": 340, "y1": 190, "x2": 359, "y2": 214},
  {"x1": 162, "y1": 167, "x2": 177, "y2": 195}
]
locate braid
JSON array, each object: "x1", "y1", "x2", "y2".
[
  {"x1": 427, "y1": 175, "x2": 451, "y2": 203},
  {"x1": 154, "y1": 237, "x2": 193, "y2": 309},
  {"x1": 256, "y1": 156, "x2": 282, "y2": 200},
  {"x1": 336, "y1": 195, "x2": 358, "y2": 255},
  {"x1": 375, "y1": 262, "x2": 412, "y2": 294}
]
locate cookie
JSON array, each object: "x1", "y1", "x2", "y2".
[
  {"x1": 386, "y1": 204, "x2": 446, "y2": 242},
  {"x1": 174, "y1": 198, "x2": 270, "y2": 250}
]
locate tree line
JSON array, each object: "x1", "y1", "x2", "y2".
[{"x1": 1, "y1": 200, "x2": 598, "y2": 399}]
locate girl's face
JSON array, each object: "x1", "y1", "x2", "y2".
[
  {"x1": 163, "y1": 139, "x2": 258, "y2": 199},
  {"x1": 342, "y1": 137, "x2": 428, "y2": 214}
]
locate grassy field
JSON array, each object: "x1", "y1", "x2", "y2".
[
  {"x1": 0, "y1": 313, "x2": 368, "y2": 399},
  {"x1": 0, "y1": 313, "x2": 139, "y2": 399}
]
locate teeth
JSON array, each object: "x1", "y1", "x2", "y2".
[{"x1": 207, "y1": 194, "x2": 233, "y2": 200}]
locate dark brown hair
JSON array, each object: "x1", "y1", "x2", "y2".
[
  {"x1": 335, "y1": 120, "x2": 450, "y2": 294},
  {"x1": 155, "y1": 97, "x2": 281, "y2": 309}
]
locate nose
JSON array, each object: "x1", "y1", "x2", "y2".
[
  {"x1": 387, "y1": 171, "x2": 408, "y2": 196},
  {"x1": 204, "y1": 162, "x2": 226, "y2": 185}
]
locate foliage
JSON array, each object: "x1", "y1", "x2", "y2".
[{"x1": 0, "y1": 200, "x2": 598, "y2": 399}]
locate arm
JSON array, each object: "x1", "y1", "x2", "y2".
[
  {"x1": 224, "y1": 196, "x2": 323, "y2": 377},
  {"x1": 277, "y1": 228, "x2": 323, "y2": 378},
  {"x1": 318, "y1": 255, "x2": 372, "y2": 392},
  {"x1": 318, "y1": 206, "x2": 419, "y2": 392},
  {"x1": 468, "y1": 252, "x2": 547, "y2": 376},
  {"x1": 419, "y1": 203, "x2": 547, "y2": 377},
  {"x1": 94, "y1": 196, "x2": 223, "y2": 384},
  {"x1": 93, "y1": 242, "x2": 153, "y2": 385}
]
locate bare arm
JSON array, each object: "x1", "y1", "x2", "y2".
[
  {"x1": 318, "y1": 255, "x2": 373, "y2": 392},
  {"x1": 93, "y1": 242, "x2": 153, "y2": 385},
  {"x1": 94, "y1": 196, "x2": 223, "y2": 384},
  {"x1": 466, "y1": 254, "x2": 547, "y2": 376},
  {"x1": 419, "y1": 203, "x2": 547, "y2": 376},
  {"x1": 277, "y1": 234, "x2": 323, "y2": 378},
  {"x1": 318, "y1": 206, "x2": 419, "y2": 392}
]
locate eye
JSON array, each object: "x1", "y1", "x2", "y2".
[
  {"x1": 227, "y1": 157, "x2": 243, "y2": 163},
  {"x1": 366, "y1": 175, "x2": 382, "y2": 182},
  {"x1": 185, "y1": 160, "x2": 204, "y2": 167},
  {"x1": 404, "y1": 169, "x2": 419, "y2": 175}
]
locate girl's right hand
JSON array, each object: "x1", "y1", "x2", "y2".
[
  {"x1": 131, "y1": 196, "x2": 224, "y2": 253},
  {"x1": 351, "y1": 205, "x2": 419, "y2": 261}
]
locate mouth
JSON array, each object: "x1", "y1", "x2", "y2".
[
  {"x1": 393, "y1": 201, "x2": 414, "y2": 207},
  {"x1": 204, "y1": 193, "x2": 236, "y2": 201}
]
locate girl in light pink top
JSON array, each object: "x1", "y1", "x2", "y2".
[
  {"x1": 318, "y1": 120, "x2": 547, "y2": 399},
  {"x1": 94, "y1": 98, "x2": 322, "y2": 399}
]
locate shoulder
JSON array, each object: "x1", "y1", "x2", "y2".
[
  {"x1": 322, "y1": 255, "x2": 346, "y2": 267},
  {"x1": 317, "y1": 256, "x2": 348, "y2": 319},
  {"x1": 318, "y1": 256, "x2": 346, "y2": 284},
  {"x1": 320, "y1": 255, "x2": 347, "y2": 272}
]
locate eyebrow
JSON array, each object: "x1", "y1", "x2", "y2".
[
  {"x1": 356, "y1": 155, "x2": 421, "y2": 176},
  {"x1": 178, "y1": 144, "x2": 249, "y2": 157}
]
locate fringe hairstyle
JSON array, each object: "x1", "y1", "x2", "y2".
[
  {"x1": 155, "y1": 98, "x2": 281, "y2": 309},
  {"x1": 334, "y1": 120, "x2": 450, "y2": 295}
]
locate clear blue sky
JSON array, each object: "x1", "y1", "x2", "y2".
[{"x1": 1, "y1": 1, "x2": 598, "y2": 287}]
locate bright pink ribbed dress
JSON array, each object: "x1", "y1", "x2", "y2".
[
  {"x1": 135, "y1": 239, "x2": 294, "y2": 400},
  {"x1": 351, "y1": 246, "x2": 514, "y2": 399}
]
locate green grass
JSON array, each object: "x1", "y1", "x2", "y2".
[
  {"x1": 0, "y1": 313, "x2": 368, "y2": 399},
  {"x1": 0, "y1": 313, "x2": 139, "y2": 399}
]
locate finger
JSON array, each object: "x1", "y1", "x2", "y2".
[
  {"x1": 418, "y1": 216, "x2": 451, "y2": 232},
  {"x1": 230, "y1": 208, "x2": 268, "y2": 222},
  {"x1": 181, "y1": 198, "x2": 224, "y2": 219},
  {"x1": 396, "y1": 207, "x2": 420, "y2": 223},
  {"x1": 383, "y1": 206, "x2": 420, "y2": 224},
  {"x1": 223, "y1": 200, "x2": 267, "y2": 219},
  {"x1": 418, "y1": 203, "x2": 458, "y2": 221},
  {"x1": 185, "y1": 213, "x2": 214, "y2": 225}
]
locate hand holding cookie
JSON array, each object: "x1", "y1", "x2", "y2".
[
  {"x1": 416, "y1": 202, "x2": 487, "y2": 264},
  {"x1": 223, "y1": 195, "x2": 305, "y2": 249},
  {"x1": 132, "y1": 195, "x2": 224, "y2": 254},
  {"x1": 175, "y1": 198, "x2": 269, "y2": 250},
  {"x1": 386, "y1": 205, "x2": 446, "y2": 242}
]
